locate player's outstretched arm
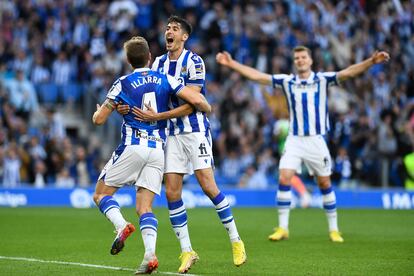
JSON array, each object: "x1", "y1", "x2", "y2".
[
  {"x1": 177, "y1": 87, "x2": 211, "y2": 113},
  {"x1": 92, "y1": 99, "x2": 116, "y2": 125},
  {"x1": 337, "y1": 51, "x2": 390, "y2": 82},
  {"x1": 216, "y1": 51, "x2": 272, "y2": 85},
  {"x1": 132, "y1": 103, "x2": 194, "y2": 122}
]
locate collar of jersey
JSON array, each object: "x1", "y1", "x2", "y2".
[
  {"x1": 295, "y1": 71, "x2": 315, "y2": 84},
  {"x1": 167, "y1": 48, "x2": 187, "y2": 62},
  {"x1": 133, "y1": 68, "x2": 150, "y2": 73}
]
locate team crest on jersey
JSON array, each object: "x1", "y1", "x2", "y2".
[{"x1": 181, "y1": 66, "x2": 187, "y2": 74}]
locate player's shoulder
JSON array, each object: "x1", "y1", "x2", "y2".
[{"x1": 187, "y1": 50, "x2": 204, "y2": 65}]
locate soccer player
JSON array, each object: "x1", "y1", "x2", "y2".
[
  {"x1": 216, "y1": 46, "x2": 390, "y2": 243},
  {"x1": 92, "y1": 36, "x2": 211, "y2": 274},
  {"x1": 123, "y1": 16, "x2": 247, "y2": 273}
]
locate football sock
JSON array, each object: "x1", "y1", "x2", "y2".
[
  {"x1": 139, "y1": 212, "x2": 158, "y2": 255},
  {"x1": 98, "y1": 195, "x2": 127, "y2": 231},
  {"x1": 277, "y1": 184, "x2": 292, "y2": 230},
  {"x1": 168, "y1": 199, "x2": 193, "y2": 252},
  {"x1": 321, "y1": 187, "x2": 339, "y2": 232},
  {"x1": 211, "y1": 192, "x2": 240, "y2": 243}
]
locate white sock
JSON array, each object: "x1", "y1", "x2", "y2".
[
  {"x1": 277, "y1": 186, "x2": 292, "y2": 230},
  {"x1": 106, "y1": 208, "x2": 127, "y2": 231},
  {"x1": 168, "y1": 200, "x2": 192, "y2": 252},
  {"x1": 211, "y1": 193, "x2": 240, "y2": 243},
  {"x1": 278, "y1": 208, "x2": 290, "y2": 230},
  {"x1": 322, "y1": 187, "x2": 339, "y2": 232},
  {"x1": 141, "y1": 228, "x2": 157, "y2": 255}
]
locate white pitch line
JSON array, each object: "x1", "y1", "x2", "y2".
[{"x1": 0, "y1": 256, "x2": 200, "y2": 276}]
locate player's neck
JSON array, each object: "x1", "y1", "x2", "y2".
[
  {"x1": 297, "y1": 71, "x2": 312, "y2": 80},
  {"x1": 168, "y1": 46, "x2": 185, "y2": 60}
]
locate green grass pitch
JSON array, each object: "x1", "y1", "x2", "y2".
[{"x1": 0, "y1": 207, "x2": 413, "y2": 275}]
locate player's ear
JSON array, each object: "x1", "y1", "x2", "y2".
[
  {"x1": 147, "y1": 52, "x2": 152, "y2": 67},
  {"x1": 182, "y1": 33, "x2": 189, "y2": 42}
]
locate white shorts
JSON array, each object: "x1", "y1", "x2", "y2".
[
  {"x1": 98, "y1": 144, "x2": 164, "y2": 195},
  {"x1": 164, "y1": 132, "x2": 214, "y2": 174},
  {"x1": 279, "y1": 135, "x2": 332, "y2": 177}
]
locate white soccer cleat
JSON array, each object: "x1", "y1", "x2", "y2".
[{"x1": 135, "y1": 254, "x2": 158, "y2": 274}]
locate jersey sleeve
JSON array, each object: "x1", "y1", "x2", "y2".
[
  {"x1": 106, "y1": 79, "x2": 122, "y2": 103},
  {"x1": 272, "y1": 74, "x2": 289, "y2": 88},
  {"x1": 186, "y1": 54, "x2": 205, "y2": 86},
  {"x1": 151, "y1": 57, "x2": 159, "y2": 71},
  {"x1": 320, "y1": 72, "x2": 339, "y2": 86},
  {"x1": 166, "y1": 75, "x2": 184, "y2": 95}
]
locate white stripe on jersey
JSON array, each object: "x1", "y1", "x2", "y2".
[
  {"x1": 273, "y1": 71, "x2": 338, "y2": 136},
  {"x1": 125, "y1": 124, "x2": 132, "y2": 145},
  {"x1": 152, "y1": 49, "x2": 209, "y2": 135}
]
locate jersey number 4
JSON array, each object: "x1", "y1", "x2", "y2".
[{"x1": 142, "y1": 92, "x2": 158, "y2": 126}]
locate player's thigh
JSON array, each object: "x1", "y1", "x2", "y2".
[
  {"x1": 182, "y1": 132, "x2": 214, "y2": 171},
  {"x1": 135, "y1": 148, "x2": 164, "y2": 195},
  {"x1": 279, "y1": 136, "x2": 303, "y2": 171},
  {"x1": 99, "y1": 145, "x2": 146, "y2": 188},
  {"x1": 303, "y1": 136, "x2": 332, "y2": 177},
  {"x1": 164, "y1": 136, "x2": 191, "y2": 174}
]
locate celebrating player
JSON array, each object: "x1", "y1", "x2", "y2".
[
  {"x1": 92, "y1": 36, "x2": 211, "y2": 274},
  {"x1": 122, "y1": 16, "x2": 247, "y2": 273},
  {"x1": 217, "y1": 46, "x2": 390, "y2": 243}
]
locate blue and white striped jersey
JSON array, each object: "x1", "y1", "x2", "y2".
[
  {"x1": 272, "y1": 71, "x2": 339, "y2": 136},
  {"x1": 107, "y1": 68, "x2": 184, "y2": 149},
  {"x1": 152, "y1": 49, "x2": 210, "y2": 135}
]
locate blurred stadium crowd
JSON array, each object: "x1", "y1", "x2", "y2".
[{"x1": 1, "y1": 0, "x2": 414, "y2": 189}]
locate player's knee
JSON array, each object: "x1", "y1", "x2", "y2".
[
  {"x1": 92, "y1": 192, "x2": 101, "y2": 205},
  {"x1": 165, "y1": 186, "x2": 181, "y2": 202}
]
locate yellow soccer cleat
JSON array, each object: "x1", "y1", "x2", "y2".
[
  {"x1": 178, "y1": 251, "x2": 199, "y2": 274},
  {"x1": 330, "y1": 231, "x2": 344, "y2": 243},
  {"x1": 232, "y1": 240, "x2": 247, "y2": 266},
  {"x1": 268, "y1": 227, "x2": 289, "y2": 241}
]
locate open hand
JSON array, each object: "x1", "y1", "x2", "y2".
[{"x1": 132, "y1": 104, "x2": 158, "y2": 122}]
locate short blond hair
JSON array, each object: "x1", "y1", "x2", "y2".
[
  {"x1": 123, "y1": 36, "x2": 150, "y2": 68},
  {"x1": 292, "y1": 45, "x2": 312, "y2": 58}
]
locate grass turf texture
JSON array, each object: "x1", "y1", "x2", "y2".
[{"x1": 0, "y1": 208, "x2": 413, "y2": 275}]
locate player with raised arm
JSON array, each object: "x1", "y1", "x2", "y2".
[
  {"x1": 122, "y1": 16, "x2": 246, "y2": 273},
  {"x1": 92, "y1": 36, "x2": 211, "y2": 274},
  {"x1": 217, "y1": 46, "x2": 390, "y2": 243}
]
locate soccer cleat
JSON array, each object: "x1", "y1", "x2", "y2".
[
  {"x1": 268, "y1": 227, "x2": 289, "y2": 241},
  {"x1": 110, "y1": 223, "x2": 136, "y2": 255},
  {"x1": 178, "y1": 251, "x2": 199, "y2": 274},
  {"x1": 330, "y1": 231, "x2": 344, "y2": 243},
  {"x1": 232, "y1": 240, "x2": 247, "y2": 266},
  {"x1": 135, "y1": 254, "x2": 158, "y2": 274}
]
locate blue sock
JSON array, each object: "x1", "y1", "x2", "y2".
[{"x1": 98, "y1": 195, "x2": 120, "y2": 215}]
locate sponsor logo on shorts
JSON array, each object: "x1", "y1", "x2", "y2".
[{"x1": 198, "y1": 143, "x2": 209, "y2": 157}]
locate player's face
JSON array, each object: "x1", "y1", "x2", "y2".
[
  {"x1": 293, "y1": 51, "x2": 313, "y2": 74},
  {"x1": 165, "y1": 22, "x2": 188, "y2": 52}
]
